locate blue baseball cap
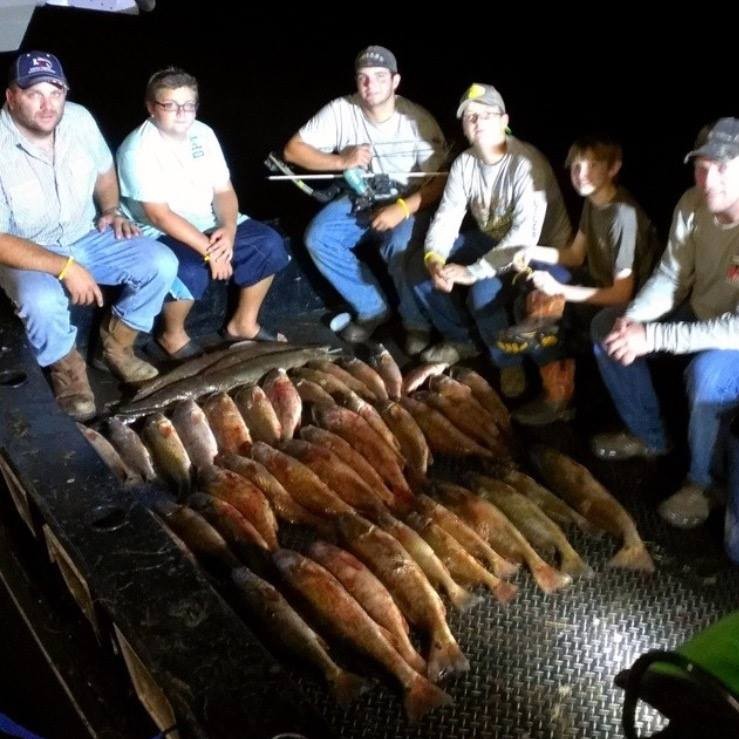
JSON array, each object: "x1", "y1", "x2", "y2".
[
  {"x1": 9, "y1": 51, "x2": 68, "y2": 90},
  {"x1": 685, "y1": 118, "x2": 739, "y2": 163}
]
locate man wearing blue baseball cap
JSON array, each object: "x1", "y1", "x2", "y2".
[
  {"x1": 0, "y1": 51, "x2": 177, "y2": 420},
  {"x1": 592, "y1": 118, "x2": 739, "y2": 534}
]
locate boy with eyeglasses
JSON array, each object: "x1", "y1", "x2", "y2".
[
  {"x1": 510, "y1": 134, "x2": 661, "y2": 425},
  {"x1": 117, "y1": 67, "x2": 290, "y2": 359},
  {"x1": 410, "y1": 83, "x2": 572, "y2": 399}
]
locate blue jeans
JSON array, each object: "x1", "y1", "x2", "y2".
[
  {"x1": 0, "y1": 227, "x2": 177, "y2": 367},
  {"x1": 409, "y1": 230, "x2": 570, "y2": 367},
  {"x1": 592, "y1": 306, "x2": 739, "y2": 487},
  {"x1": 304, "y1": 195, "x2": 431, "y2": 330},
  {"x1": 160, "y1": 219, "x2": 289, "y2": 300},
  {"x1": 727, "y1": 416, "x2": 739, "y2": 563}
]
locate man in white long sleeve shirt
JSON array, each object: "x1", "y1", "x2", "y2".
[
  {"x1": 591, "y1": 118, "x2": 739, "y2": 533},
  {"x1": 411, "y1": 83, "x2": 571, "y2": 397}
]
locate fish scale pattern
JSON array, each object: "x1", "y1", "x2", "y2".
[{"x1": 281, "y1": 464, "x2": 739, "y2": 739}]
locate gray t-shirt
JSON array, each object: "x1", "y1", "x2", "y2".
[
  {"x1": 298, "y1": 94, "x2": 446, "y2": 190},
  {"x1": 425, "y1": 137, "x2": 572, "y2": 279},
  {"x1": 626, "y1": 187, "x2": 739, "y2": 353},
  {"x1": 579, "y1": 186, "x2": 660, "y2": 290}
]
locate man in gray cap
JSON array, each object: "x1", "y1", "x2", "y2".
[
  {"x1": 0, "y1": 51, "x2": 177, "y2": 420},
  {"x1": 410, "y1": 82, "x2": 572, "y2": 398},
  {"x1": 283, "y1": 45, "x2": 446, "y2": 348},
  {"x1": 592, "y1": 118, "x2": 739, "y2": 533}
]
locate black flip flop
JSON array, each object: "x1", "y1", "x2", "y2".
[
  {"x1": 219, "y1": 327, "x2": 285, "y2": 344},
  {"x1": 146, "y1": 338, "x2": 204, "y2": 361}
]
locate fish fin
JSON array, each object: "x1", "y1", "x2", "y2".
[
  {"x1": 426, "y1": 637, "x2": 470, "y2": 683},
  {"x1": 491, "y1": 578, "x2": 518, "y2": 604},
  {"x1": 559, "y1": 549, "x2": 594, "y2": 579},
  {"x1": 531, "y1": 562, "x2": 572, "y2": 594},
  {"x1": 447, "y1": 584, "x2": 482, "y2": 612},
  {"x1": 330, "y1": 670, "x2": 374, "y2": 705},
  {"x1": 607, "y1": 543, "x2": 655, "y2": 573},
  {"x1": 404, "y1": 675, "x2": 453, "y2": 723}
]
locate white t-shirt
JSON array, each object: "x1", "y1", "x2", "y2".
[
  {"x1": 117, "y1": 118, "x2": 247, "y2": 237},
  {"x1": 298, "y1": 94, "x2": 446, "y2": 190},
  {"x1": 425, "y1": 137, "x2": 572, "y2": 279}
]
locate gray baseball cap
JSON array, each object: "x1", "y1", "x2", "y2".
[
  {"x1": 457, "y1": 83, "x2": 506, "y2": 118},
  {"x1": 684, "y1": 118, "x2": 739, "y2": 163},
  {"x1": 355, "y1": 45, "x2": 397, "y2": 74}
]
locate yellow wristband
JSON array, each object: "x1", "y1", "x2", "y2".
[
  {"x1": 424, "y1": 251, "x2": 445, "y2": 266},
  {"x1": 57, "y1": 256, "x2": 74, "y2": 280},
  {"x1": 396, "y1": 197, "x2": 411, "y2": 220}
]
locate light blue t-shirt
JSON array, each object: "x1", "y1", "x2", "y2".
[{"x1": 116, "y1": 118, "x2": 247, "y2": 238}]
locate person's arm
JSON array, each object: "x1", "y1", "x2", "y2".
[
  {"x1": 283, "y1": 133, "x2": 371, "y2": 172},
  {"x1": 526, "y1": 230, "x2": 588, "y2": 268},
  {"x1": 0, "y1": 233, "x2": 102, "y2": 306},
  {"x1": 533, "y1": 268, "x2": 634, "y2": 305},
  {"x1": 93, "y1": 167, "x2": 139, "y2": 239}
]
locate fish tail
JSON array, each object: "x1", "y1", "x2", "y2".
[
  {"x1": 404, "y1": 674, "x2": 453, "y2": 723},
  {"x1": 426, "y1": 635, "x2": 470, "y2": 683},
  {"x1": 490, "y1": 577, "x2": 518, "y2": 604},
  {"x1": 446, "y1": 582, "x2": 483, "y2": 612},
  {"x1": 330, "y1": 669, "x2": 374, "y2": 705},
  {"x1": 559, "y1": 547, "x2": 594, "y2": 579},
  {"x1": 397, "y1": 638, "x2": 427, "y2": 675},
  {"x1": 492, "y1": 556, "x2": 520, "y2": 579},
  {"x1": 531, "y1": 562, "x2": 572, "y2": 594},
  {"x1": 607, "y1": 542, "x2": 655, "y2": 573}
]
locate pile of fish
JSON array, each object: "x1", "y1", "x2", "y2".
[{"x1": 77, "y1": 341, "x2": 655, "y2": 722}]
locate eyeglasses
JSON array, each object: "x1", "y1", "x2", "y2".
[
  {"x1": 463, "y1": 111, "x2": 501, "y2": 123},
  {"x1": 154, "y1": 100, "x2": 198, "y2": 113}
]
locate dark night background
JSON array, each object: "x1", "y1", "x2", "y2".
[{"x1": 1, "y1": 6, "x2": 736, "y2": 245}]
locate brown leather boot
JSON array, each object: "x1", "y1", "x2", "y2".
[
  {"x1": 98, "y1": 315, "x2": 158, "y2": 383},
  {"x1": 513, "y1": 358, "x2": 575, "y2": 426},
  {"x1": 48, "y1": 348, "x2": 96, "y2": 421}
]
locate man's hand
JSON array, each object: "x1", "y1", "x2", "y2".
[
  {"x1": 530, "y1": 270, "x2": 563, "y2": 296},
  {"x1": 206, "y1": 227, "x2": 235, "y2": 263},
  {"x1": 61, "y1": 262, "x2": 104, "y2": 307},
  {"x1": 371, "y1": 203, "x2": 407, "y2": 232},
  {"x1": 338, "y1": 144, "x2": 372, "y2": 170},
  {"x1": 96, "y1": 211, "x2": 139, "y2": 239},
  {"x1": 440, "y1": 263, "x2": 476, "y2": 286},
  {"x1": 603, "y1": 318, "x2": 649, "y2": 366}
]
